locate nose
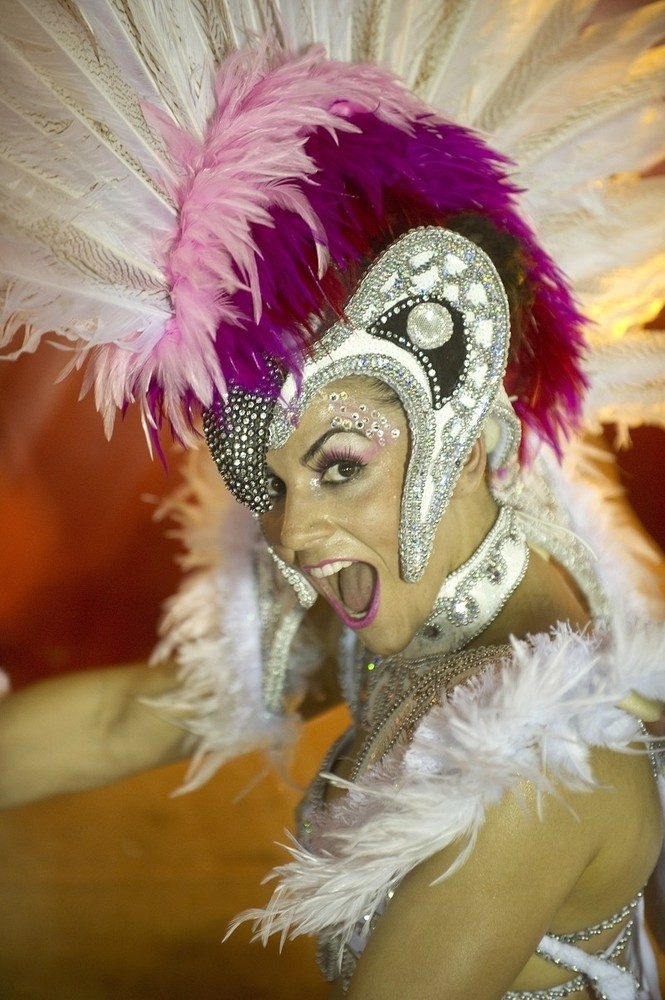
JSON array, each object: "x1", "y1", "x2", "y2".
[{"x1": 277, "y1": 484, "x2": 331, "y2": 556}]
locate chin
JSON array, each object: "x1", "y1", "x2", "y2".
[{"x1": 358, "y1": 624, "x2": 413, "y2": 658}]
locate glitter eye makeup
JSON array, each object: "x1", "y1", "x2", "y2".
[
  {"x1": 327, "y1": 391, "x2": 401, "y2": 447},
  {"x1": 309, "y1": 444, "x2": 368, "y2": 483}
]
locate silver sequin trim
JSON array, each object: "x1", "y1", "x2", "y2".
[{"x1": 407, "y1": 504, "x2": 529, "y2": 656}]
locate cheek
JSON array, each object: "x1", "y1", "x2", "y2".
[
  {"x1": 364, "y1": 443, "x2": 406, "y2": 530},
  {"x1": 338, "y1": 467, "x2": 403, "y2": 557}
]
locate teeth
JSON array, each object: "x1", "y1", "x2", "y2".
[{"x1": 309, "y1": 560, "x2": 353, "y2": 579}]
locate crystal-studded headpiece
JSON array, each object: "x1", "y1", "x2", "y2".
[{"x1": 205, "y1": 227, "x2": 520, "y2": 582}]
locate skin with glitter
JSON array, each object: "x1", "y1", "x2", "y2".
[{"x1": 327, "y1": 391, "x2": 401, "y2": 451}]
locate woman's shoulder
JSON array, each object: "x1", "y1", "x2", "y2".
[{"x1": 237, "y1": 614, "x2": 665, "y2": 951}]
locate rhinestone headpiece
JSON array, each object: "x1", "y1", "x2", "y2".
[{"x1": 205, "y1": 227, "x2": 521, "y2": 582}]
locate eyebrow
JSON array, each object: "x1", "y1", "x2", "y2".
[{"x1": 302, "y1": 427, "x2": 368, "y2": 465}]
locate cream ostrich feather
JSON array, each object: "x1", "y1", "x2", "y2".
[{"x1": 1, "y1": 0, "x2": 663, "y2": 441}]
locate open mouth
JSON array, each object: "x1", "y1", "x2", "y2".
[{"x1": 304, "y1": 559, "x2": 380, "y2": 629}]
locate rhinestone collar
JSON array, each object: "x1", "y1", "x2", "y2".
[{"x1": 402, "y1": 504, "x2": 529, "y2": 659}]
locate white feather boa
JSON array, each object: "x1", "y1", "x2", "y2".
[
  {"x1": 228, "y1": 615, "x2": 665, "y2": 952},
  {"x1": 147, "y1": 448, "x2": 300, "y2": 793}
]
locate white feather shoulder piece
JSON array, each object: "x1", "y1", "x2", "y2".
[{"x1": 230, "y1": 615, "x2": 665, "y2": 948}]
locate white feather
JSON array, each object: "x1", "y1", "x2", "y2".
[
  {"x1": 148, "y1": 447, "x2": 301, "y2": 793},
  {"x1": 228, "y1": 615, "x2": 665, "y2": 951},
  {"x1": 0, "y1": 2, "x2": 178, "y2": 194},
  {"x1": 582, "y1": 333, "x2": 665, "y2": 436},
  {"x1": 483, "y1": 2, "x2": 665, "y2": 139},
  {"x1": 78, "y1": 0, "x2": 219, "y2": 133},
  {"x1": 457, "y1": 0, "x2": 595, "y2": 126}
]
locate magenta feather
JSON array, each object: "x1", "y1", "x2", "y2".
[{"x1": 83, "y1": 41, "x2": 586, "y2": 453}]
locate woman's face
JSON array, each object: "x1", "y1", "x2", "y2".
[{"x1": 262, "y1": 377, "x2": 457, "y2": 656}]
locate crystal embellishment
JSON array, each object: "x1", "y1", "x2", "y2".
[
  {"x1": 448, "y1": 595, "x2": 479, "y2": 626},
  {"x1": 406, "y1": 505, "x2": 530, "y2": 656},
  {"x1": 406, "y1": 301, "x2": 454, "y2": 349},
  {"x1": 203, "y1": 388, "x2": 274, "y2": 515},
  {"x1": 206, "y1": 227, "x2": 519, "y2": 583}
]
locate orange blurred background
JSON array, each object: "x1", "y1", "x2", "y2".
[{"x1": 0, "y1": 346, "x2": 181, "y2": 687}]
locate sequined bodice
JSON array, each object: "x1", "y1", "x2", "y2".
[{"x1": 299, "y1": 643, "x2": 509, "y2": 836}]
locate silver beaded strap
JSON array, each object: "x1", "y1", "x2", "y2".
[
  {"x1": 548, "y1": 891, "x2": 642, "y2": 945},
  {"x1": 503, "y1": 897, "x2": 642, "y2": 1000},
  {"x1": 639, "y1": 720, "x2": 664, "y2": 781},
  {"x1": 503, "y1": 972, "x2": 589, "y2": 1000}
]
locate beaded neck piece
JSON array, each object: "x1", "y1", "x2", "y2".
[
  {"x1": 406, "y1": 504, "x2": 529, "y2": 658},
  {"x1": 347, "y1": 505, "x2": 529, "y2": 727}
]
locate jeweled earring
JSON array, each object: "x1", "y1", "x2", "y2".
[{"x1": 268, "y1": 548, "x2": 318, "y2": 608}]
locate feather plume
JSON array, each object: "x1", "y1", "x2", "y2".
[
  {"x1": 541, "y1": 437, "x2": 665, "y2": 618},
  {"x1": 2, "y1": 0, "x2": 663, "y2": 452},
  {"x1": 0, "y1": 5, "x2": 586, "y2": 454},
  {"x1": 148, "y1": 447, "x2": 299, "y2": 792}
]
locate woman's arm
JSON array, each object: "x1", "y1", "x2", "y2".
[
  {"x1": 0, "y1": 661, "x2": 193, "y2": 808},
  {"x1": 0, "y1": 594, "x2": 349, "y2": 809}
]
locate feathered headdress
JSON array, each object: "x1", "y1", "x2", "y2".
[{"x1": 1, "y1": 20, "x2": 587, "y2": 456}]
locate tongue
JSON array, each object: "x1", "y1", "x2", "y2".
[{"x1": 338, "y1": 563, "x2": 375, "y2": 615}]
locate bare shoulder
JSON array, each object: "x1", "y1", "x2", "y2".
[
  {"x1": 573, "y1": 745, "x2": 662, "y2": 900},
  {"x1": 344, "y1": 744, "x2": 661, "y2": 1000}
]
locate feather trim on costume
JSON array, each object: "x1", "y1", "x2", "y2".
[
  {"x1": 147, "y1": 449, "x2": 298, "y2": 793},
  {"x1": 583, "y1": 331, "x2": 665, "y2": 438},
  {"x1": 228, "y1": 615, "x2": 665, "y2": 951},
  {"x1": 146, "y1": 447, "x2": 333, "y2": 791},
  {"x1": 542, "y1": 438, "x2": 665, "y2": 620}
]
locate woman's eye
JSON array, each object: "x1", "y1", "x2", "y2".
[
  {"x1": 266, "y1": 473, "x2": 285, "y2": 499},
  {"x1": 320, "y1": 460, "x2": 364, "y2": 484}
]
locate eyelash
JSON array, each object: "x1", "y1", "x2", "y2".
[
  {"x1": 311, "y1": 446, "x2": 367, "y2": 481},
  {"x1": 311, "y1": 445, "x2": 361, "y2": 471},
  {"x1": 265, "y1": 446, "x2": 368, "y2": 502},
  {"x1": 266, "y1": 474, "x2": 285, "y2": 500}
]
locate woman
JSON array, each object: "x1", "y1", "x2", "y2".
[
  {"x1": 1, "y1": 13, "x2": 664, "y2": 1000},
  {"x1": 201, "y1": 219, "x2": 664, "y2": 997}
]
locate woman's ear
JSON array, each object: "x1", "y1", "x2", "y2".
[{"x1": 452, "y1": 437, "x2": 487, "y2": 498}]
